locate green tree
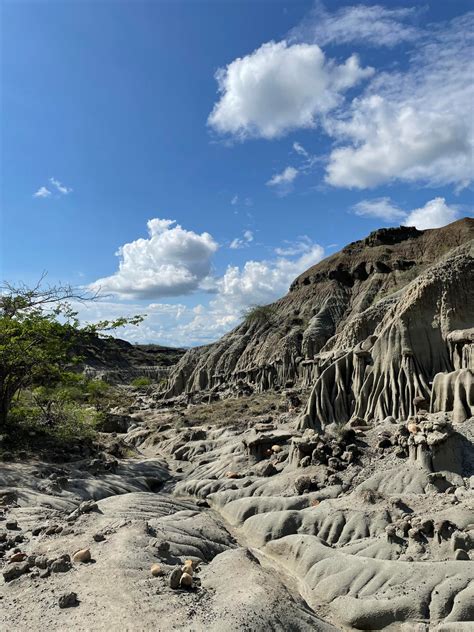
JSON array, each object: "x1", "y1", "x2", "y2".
[{"x1": 0, "y1": 277, "x2": 142, "y2": 427}]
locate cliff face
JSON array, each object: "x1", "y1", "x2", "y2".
[{"x1": 165, "y1": 219, "x2": 474, "y2": 425}]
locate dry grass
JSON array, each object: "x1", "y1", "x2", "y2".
[{"x1": 172, "y1": 391, "x2": 306, "y2": 429}]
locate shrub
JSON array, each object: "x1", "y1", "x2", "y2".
[
  {"x1": 131, "y1": 376, "x2": 152, "y2": 389},
  {"x1": 241, "y1": 304, "x2": 277, "y2": 326}
]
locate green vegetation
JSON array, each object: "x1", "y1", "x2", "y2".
[
  {"x1": 241, "y1": 303, "x2": 277, "y2": 326},
  {"x1": 131, "y1": 376, "x2": 152, "y2": 389},
  {"x1": 0, "y1": 278, "x2": 142, "y2": 447}
]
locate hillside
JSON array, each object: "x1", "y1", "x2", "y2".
[
  {"x1": 75, "y1": 334, "x2": 186, "y2": 384},
  {"x1": 165, "y1": 219, "x2": 473, "y2": 424}
]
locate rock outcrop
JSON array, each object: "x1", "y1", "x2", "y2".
[{"x1": 164, "y1": 219, "x2": 474, "y2": 431}]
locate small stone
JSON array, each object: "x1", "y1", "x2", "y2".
[
  {"x1": 93, "y1": 533, "x2": 105, "y2": 542},
  {"x1": 58, "y1": 592, "x2": 78, "y2": 608},
  {"x1": 169, "y1": 567, "x2": 182, "y2": 589},
  {"x1": 299, "y1": 456, "x2": 311, "y2": 468},
  {"x1": 378, "y1": 438, "x2": 392, "y2": 449},
  {"x1": 3, "y1": 562, "x2": 29, "y2": 582},
  {"x1": 454, "y1": 549, "x2": 470, "y2": 561},
  {"x1": 156, "y1": 540, "x2": 170, "y2": 555},
  {"x1": 180, "y1": 572, "x2": 193, "y2": 588},
  {"x1": 150, "y1": 563, "x2": 163, "y2": 577},
  {"x1": 72, "y1": 548, "x2": 91, "y2": 563},
  {"x1": 271, "y1": 445, "x2": 282, "y2": 453},
  {"x1": 31, "y1": 526, "x2": 43, "y2": 536},
  {"x1": 225, "y1": 471, "x2": 239, "y2": 479},
  {"x1": 182, "y1": 560, "x2": 194, "y2": 576},
  {"x1": 196, "y1": 499, "x2": 209, "y2": 508},
  {"x1": 5, "y1": 520, "x2": 18, "y2": 530},
  {"x1": 255, "y1": 461, "x2": 277, "y2": 477},
  {"x1": 9, "y1": 552, "x2": 27, "y2": 563},
  {"x1": 35, "y1": 555, "x2": 49, "y2": 569},
  {"x1": 45, "y1": 525, "x2": 59, "y2": 536},
  {"x1": 39, "y1": 568, "x2": 50, "y2": 579},
  {"x1": 50, "y1": 554, "x2": 72, "y2": 573},
  {"x1": 79, "y1": 500, "x2": 98, "y2": 514},
  {"x1": 294, "y1": 475, "x2": 312, "y2": 495}
]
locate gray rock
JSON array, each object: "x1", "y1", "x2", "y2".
[
  {"x1": 3, "y1": 562, "x2": 29, "y2": 582},
  {"x1": 169, "y1": 567, "x2": 182, "y2": 589},
  {"x1": 58, "y1": 592, "x2": 78, "y2": 608}
]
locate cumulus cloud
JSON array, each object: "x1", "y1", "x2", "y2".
[
  {"x1": 292, "y1": 3, "x2": 420, "y2": 48},
  {"x1": 403, "y1": 198, "x2": 461, "y2": 230},
  {"x1": 82, "y1": 236, "x2": 324, "y2": 346},
  {"x1": 181, "y1": 241, "x2": 325, "y2": 340},
  {"x1": 90, "y1": 218, "x2": 218, "y2": 299},
  {"x1": 230, "y1": 229, "x2": 254, "y2": 249},
  {"x1": 208, "y1": 40, "x2": 373, "y2": 140},
  {"x1": 33, "y1": 186, "x2": 51, "y2": 198},
  {"x1": 352, "y1": 196, "x2": 461, "y2": 230},
  {"x1": 325, "y1": 13, "x2": 474, "y2": 189}
]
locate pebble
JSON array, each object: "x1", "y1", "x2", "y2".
[
  {"x1": 454, "y1": 549, "x2": 470, "y2": 561},
  {"x1": 9, "y1": 552, "x2": 27, "y2": 563},
  {"x1": 169, "y1": 567, "x2": 182, "y2": 589},
  {"x1": 150, "y1": 563, "x2": 163, "y2": 577},
  {"x1": 180, "y1": 572, "x2": 193, "y2": 588},
  {"x1": 93, "y1": 533, "x2": 105, "y2": 542},
  {"x1": 35, "y1": 555, "x2": 49, "y2": 569},
  {"x1": 72, "y1": 548, "x2": 91, "y2": 563},
  {"x1": 5, "y1": 521, "x2": 18, "y2": 530},
  {"x1": 50, "y1": 554, "x2": 72, "y2": 573}
]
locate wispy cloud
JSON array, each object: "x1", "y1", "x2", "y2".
[
  {"x1": 49, "y1": 177, "x2": 72, "y2": 195},
  {"x1": 353, "y1": 197, "x2": 406, "y2": 221},
  {"x1": 230, "y1": 229, "x2": 254, "y2": 249},
  {"x1": 267, "y1": 165, "x2": 298, "y2": 187},
  {"x1": 291, "y1": 2, "x2": 421, "y2": 48},
  {"x1": 34, "y1": 177, "x2": 73, "y2": 199},
  {"x1": 293, "y1": 141, "x2": 309, "y2": 157},
  {"x1": 33, "y1": 186, "x2": 52, "y2": 198}
]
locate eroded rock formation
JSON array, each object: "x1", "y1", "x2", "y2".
[{"x1": 164, "y1": 219, "x2": 474, "y2": 432}]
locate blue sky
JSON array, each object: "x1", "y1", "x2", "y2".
[{"x1": 2, "y1": 0, "x2": 473, "y2": 346}]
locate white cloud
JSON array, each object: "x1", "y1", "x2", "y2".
[
  {"x1": 403, "y1": 198, "x2": 461, "y2": 230},
  {"x1": 50, "y1": 177, "x2": 72, "y2": 195},
  {"x1": 33, "y1": 186, "x2": 51, "y2": 198},
  {"x1": 90, "y1": 218, "x2": 219, "y2": 299},
  {"x1": 325, "y1": 13, "x2": 474, "y2": 189},
  {"x1": 81, "y1": 237, "x2": 325, "y2": 347},
  {"x1": 230, "y1": 229, "x2": 254, "y2": 249},
  {"x1": 182, "y1": 241, "x2": 325, "y2": 340},
  {"x1": 274, "y1": 235, "x2": 314, "y2": 256},
  {"x1": 292, "y1": 3, "x2": 420, "y2": 48},
  {"x1": 267, "y1": 166, "x2": 298, "y2": 187},
  {"x1": 293, "y1": 141, "x2": 309, "y2": 157},
  {"x1": 208, "y1": 40, "x2": 373, "y2": 140},
  {"x1": 231, "y1": 195, "x2": 239, "y2": 205},
  {"x1": 352, "y1": 196, "x2": 461, "y2": 230},
  {"x1": 352, "y1": 197, "x2": 406, "y2": 221}
]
